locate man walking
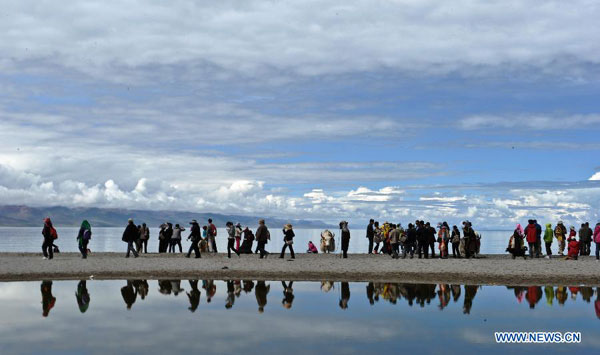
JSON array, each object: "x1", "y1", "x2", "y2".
[
  {"x1": 255, "y1": 219, "x2": 270, "y2": 259},
  {"x1": 186, "y1": 219, "x2": 202, "y2": 258},
  {"x1": 122, "y1": 218, "x2": 139, "y2": 258}
]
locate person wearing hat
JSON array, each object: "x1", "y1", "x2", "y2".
[
  {"x1": 121, "y1": 218, "x2": 139, "y2": 258},
  {"x1": 255, "y1": 219, "x2": 270, "y2": 259},
  {"x1": 554, "y1": 221, "x2": 567, "y2": 256},
  {"x1": 280, "y1": 223, "x2": 295, "y2": 259},
  {"x1": 186, "y1": 219, "x2": 202, "y2": 258}
]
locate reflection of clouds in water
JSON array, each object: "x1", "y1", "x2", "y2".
[{"x1": 1, "y1": 281, "x2": 600, "y2": 353}]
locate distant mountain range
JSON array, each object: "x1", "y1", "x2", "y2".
[{"x1": 0, "y1": 205, "x2": 333, "y2": 228}]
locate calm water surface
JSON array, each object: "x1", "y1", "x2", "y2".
[
  {"x1": 0, "y1": 280, "x2": 599, "y2": 354},
  {"x1": 0, "y1": 227, "x2": 512, "y2": 254}
]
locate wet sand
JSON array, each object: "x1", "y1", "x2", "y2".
[{"x1": 1, "y1": 252, "x2": 599, "y2": 285}]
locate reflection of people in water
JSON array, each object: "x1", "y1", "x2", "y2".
[
  {"x1": 321, "y1": 281, "x2": 334, "y2": 293},
  {"x1": 187, "y1": 280, "x2": 201, "y2": 312},
  {"x1": 281, "y1": 281, "x2": 294, "y2": 309},
  {"x1": 556, "y1": 286, "x2": 568, "y2": 305},
  {"x1": 242, "y1": 280, "x2": 255, "y2": 294},
  {"x1": 41, "y1": 280, "x2": 56, "y2": 317},
  {"x1": 569, "y1": 286, "x2": 579, "y2": 301},
  {"x1": 121, "y1": 280, "x2": 137, "y2": 310},
  {"x1": 525, "y1": 286, "x2": 542, "y2": 309},
  {"x1": 463, "y1": 285, "x2": 478, "y2": 314},
  {"x1": 415, "y1": 284, "x2": 436, "y2": 308},
  {"x1": 134, "y1": 280, "x2": 149, "y2": 300},
  {"x1": 398, "y1": 283, "x2": 417, "y2": 306},
  {"x1": 255, "y1": 281, "x2": 270, "y2": 313},
  {"x1": 75, "y1": 280, "x2": 90, "y2": 313},
  {"x1": 158, "y1": 280, "x2": 172, "y2": 295},
  {"x1": 595, "y1": 287, "x2": 600, "y2": 319},
  {"x1": 339, "y1": 282, "x2": 350, "y2": 309},
  {"x1": 544, "y1": 286, "x2": 554, "y2": 306},
  {"x1": 366, "y1": 282, "x2": 375, "y2": 305},
  {"x1": 226, "y1": 280, "x2": 235, "y2": 309},
  {"x1": 581, "y1": 287, "x2": 593, "y2": 303},
  {"x1": 437, "y1": 284, "x2": 450, "y2": 310},
  {"x1": 203, "y1": 280, "x2": 216, "y2": 303},
  {"x1": 171, "y1": 280, "x2": 183, "y2": 296},
  {"x1": 234, "y1": 280, "x2": 242, "y2": 298},
  {"x1": 450, "y1": 284, "x2": 461, "y2": 302}
]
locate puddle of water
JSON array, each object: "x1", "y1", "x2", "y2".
[{"x1": 0, "y1": 280, "x2": 599, "y2": 354}]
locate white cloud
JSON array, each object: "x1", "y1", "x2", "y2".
[
  {"x1": 1, "y1": 1, "x2": 598, "y2": 81},
  {"x1": 459, "y1": 113, "x2": 600, "y2": 130},
  {"x1": 590, "y1": 172, "x2": 600, "y2": 181}
]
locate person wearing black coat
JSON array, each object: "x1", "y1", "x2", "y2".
[
  {"x1": 340, "y1": 221, "x2": 351, "y2": 258},
  {"x1": 279, "y1": 224, "x2": 295, "y2": 259},
  {"x1": 426, "y1": 222, "x2": 436, "y2": 258},
  {"x1": 403, "y1": 223, "x2": 417, "y2": 259},
  {"x1": 186, "y1": 220, "x2": 202, "y2": 258},
  {"x1": 240, "y1": 227, "x2": 255, "y2": 254},
  {"x1": 122, "y1": 219, "x2": 139, "y2": 258},
  {"x1": 366, "y1": 219, "x2": 374, "y2": 254},
  {"x1": 416, "y1": 221, "x2": 429, "y2": 259}
]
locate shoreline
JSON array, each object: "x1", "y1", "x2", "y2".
[{"x1": 1, "y1": 252, "x2": 599, "y2": 286}]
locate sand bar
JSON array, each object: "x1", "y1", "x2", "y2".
[{"x1": 1, "y1": 252, "x2": 599, "y2": 286}]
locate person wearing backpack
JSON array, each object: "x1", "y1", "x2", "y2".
[
  {"x1": 77, "y1": 220, "x2": 92, "y2": 259},
  {"x1": 255, "y1": 219, "x2": 270, "y2": 259},
  {"x1": 122, "y1": 218, "x2": 139, "y2": 258},
  {"x1": 41, "y1": 218, "x2": 57, "y2": 260}
]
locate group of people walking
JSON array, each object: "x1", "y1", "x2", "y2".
[{"x1": 507, "y1": 220, "x2": 600, "y2": 260}]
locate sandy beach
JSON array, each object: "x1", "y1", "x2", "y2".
[{"x1": 1, "y1": 252, "x2": 599, "y2": 285}]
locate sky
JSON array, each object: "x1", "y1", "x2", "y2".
[{"x1": 1, "y1": 0, "x2": 599, "y2": 227}]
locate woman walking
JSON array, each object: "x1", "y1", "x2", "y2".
[
  {"x1": 41, "y1": 218, "x2": 57, "y2": 260},
  {"x1": 279, "y1": 223, "x2": 295, "y2": 259},
  {"x1": 226, "y1": 222, "x2": 240, "y2": 258},
  {"x1": 77, "y1": 220, "x2": 92, "y2": 259}
]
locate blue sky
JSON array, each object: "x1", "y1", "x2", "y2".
[{"x1": 0, "y1": 0, "x2": 599, "y2": 227}]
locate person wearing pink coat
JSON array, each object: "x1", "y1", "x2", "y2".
[{"x1": 593, "y1": 223, "x2": 600, "y2": 261}]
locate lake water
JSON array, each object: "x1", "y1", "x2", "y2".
[
  {"x1": 0, "y1": 227, "x2": 513, "y2": 254},
  {"x1": 0, "y1": 280, "x2": 598, "y2": 354}
]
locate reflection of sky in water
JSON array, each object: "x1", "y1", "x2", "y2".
[{"x1": 0, "y1": 281, "x2": 599, "y2": 354}]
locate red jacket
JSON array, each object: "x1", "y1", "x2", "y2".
[
  {"x1": 567, "y1": 239, "x2": 580, "y2": 258},
  {"x1": 525, "y1": 223, "x2": 537, "y2": 243}
]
